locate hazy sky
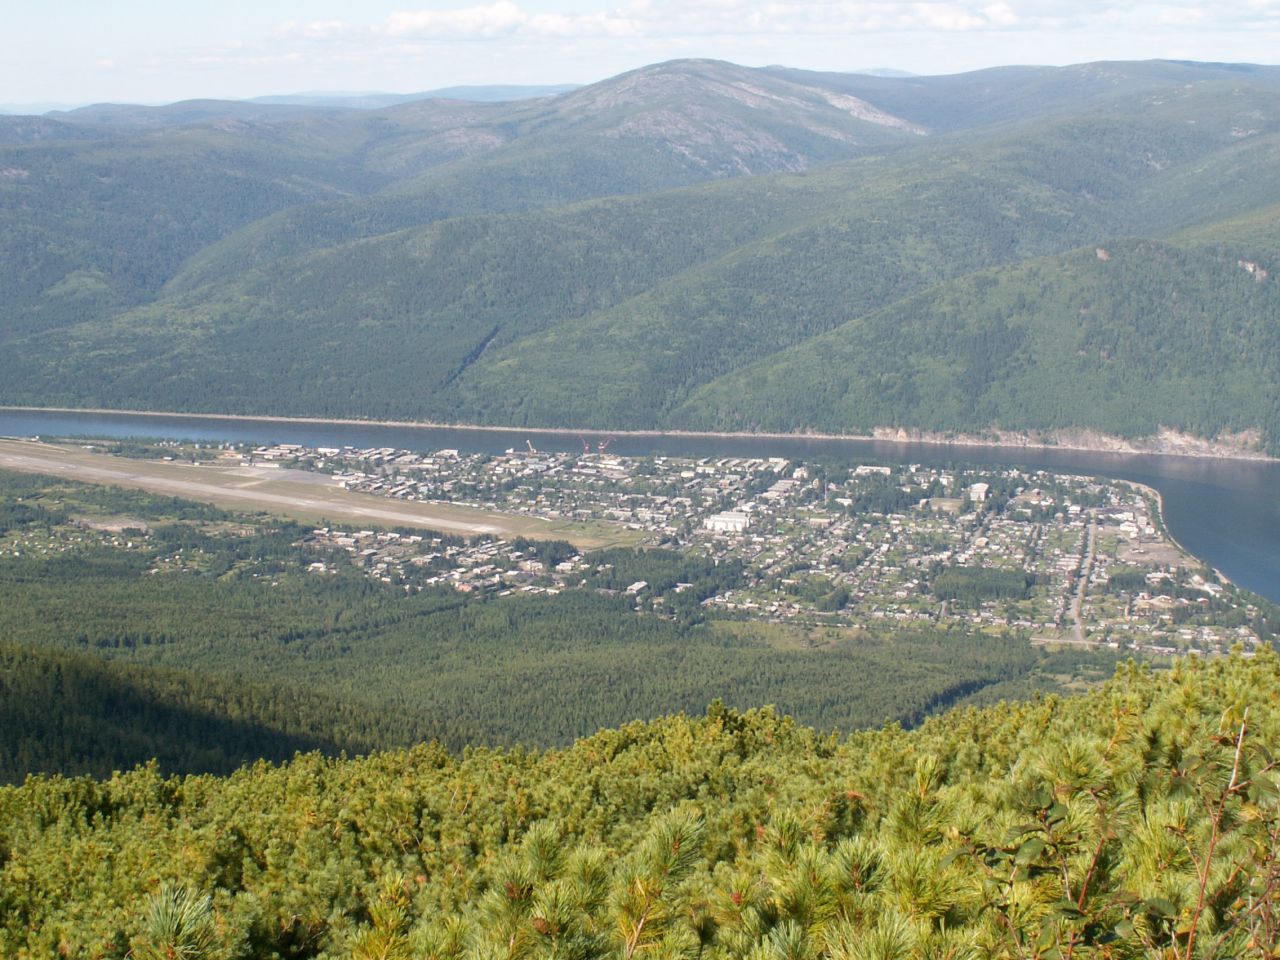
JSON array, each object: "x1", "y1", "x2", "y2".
[{"x1": 4, "y1": 1, "x2": 1279, "y2": 106}]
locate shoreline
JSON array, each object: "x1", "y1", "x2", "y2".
[
  {"x1": 1117, "y1": 479, "x2": 1234, "y2": 586},
  {"x1": 1, "y1": 405, "x2": 1275, "y2": 466}
]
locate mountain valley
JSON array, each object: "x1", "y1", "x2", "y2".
[{"x1": 2, "y1": 58, "x2": 1278, "y2": 451}]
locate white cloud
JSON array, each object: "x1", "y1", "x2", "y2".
[
  {"x1": 363, "y1": 1, "x2": 1280, "y2": 42},
  {"x1": 387, "y1": 2, "x2": 527, "y2": 38},
  {"x1": 911, "y1": 4, "x2": 988, "y2": 31},
  {"x1": 981, "y1": 3, "x2": 1020, "y2": 28},
  {"x1": 383, "y1": 2, "x2": 643, "y2": 39},
  {"x1": 50, "y1": 0, "x2": 1278, "y2": 105},
  {"x1": 302, "y1": 20, "x2": 352, "y2": 40}
]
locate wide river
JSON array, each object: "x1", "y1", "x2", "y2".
[{"x1": 2, "y1": 408, "x2": 1278, "y2": 604}]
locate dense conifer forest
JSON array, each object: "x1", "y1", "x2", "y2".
[{"x1": 3, "y1": 653, "x2": 1278, "y2": 958}]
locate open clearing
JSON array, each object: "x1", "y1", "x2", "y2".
[{"x1": 0, "y1": 439, "x2": 635, "y2": 548}]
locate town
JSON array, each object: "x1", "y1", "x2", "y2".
[
  {"x1": 4, "y1": 436, "x2": 1268, "y2": 658},
  {"x1": 230, "y1": 440, "x2": 1267, "y2": 656}
]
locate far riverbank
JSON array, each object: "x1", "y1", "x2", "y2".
[{"x1": 2, "y1": 406, "x2": 1274, "y2": 466}]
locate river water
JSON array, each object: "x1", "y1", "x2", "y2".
[{"x1": 3, "y1": 409, "x2": 1277, "y2": 604}]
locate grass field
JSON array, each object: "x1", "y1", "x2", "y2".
[{"x1": 0, "y1": 439, "x2": 638, "y2": 548}]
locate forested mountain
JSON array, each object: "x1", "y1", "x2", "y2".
[
  {"x1": 767, "y1": 59, "x2": 1280, "y2": 134},
  {"x1": 2, "y1": 59, "x2": 1279, "y2": 449},
  {"x1": 4, "y1": 652, "x2": 1278, "y2": 958},
  {"x1": 680, "y1": 232, "x2": 1280, "y2": 442}
]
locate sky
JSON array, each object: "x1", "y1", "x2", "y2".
[{"x1": 3, "y1": 0, "x2": 1279, "y2": 108}]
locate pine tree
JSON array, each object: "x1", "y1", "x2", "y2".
[{"x1": 131, "y1": 884, "x2": 216, "y2": 960}]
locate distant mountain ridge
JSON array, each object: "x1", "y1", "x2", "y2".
[
  {"x1": 1, "y1": 58, "x2": 1278, "y2": 452},
  {"x1": 0, "y1": 83, "x2": 581, "y2": 120},
  {"x1": 247, "y1": 83, "x2": 581, "y2": 108}
]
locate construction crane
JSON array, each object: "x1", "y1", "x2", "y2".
[
  {"x1": 525, "y1": 439, "x2": 537, "y2": 454},
  {"x1": 578, "y1": 435, "x2": 591, "y2": 455},
  {"x1": 597, "y1": 437, "x2": 614, "y2": 453}
]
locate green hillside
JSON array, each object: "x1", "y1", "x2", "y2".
[
  {"x1": 679, "y1": 232, "x2": 1280, "y2": 442},
  {"x1": 4, "y1": 135, "x2": 1126, "y2": 420},
  {"x1": 2, "y1": 60, "x2": 1280, "y2": 449},
  {"x1": 0, "y1": 59, "x2": 933, "y2": 319},
  {"x1": 155, "y1": 58, "x2": 937, "y2": 293},
  {"x1": 3, "y1": 652, "x2": 1278, "y2": 958},
  {"x1": 149, "y1": 59, "x2": 1280, "y2": 296}
]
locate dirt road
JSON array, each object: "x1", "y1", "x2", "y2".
[{"x1": 1069, "y1": 520, "x2": 1097, "y2": 644}]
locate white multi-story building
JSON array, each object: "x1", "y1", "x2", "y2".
[{"x1": 704, "y1": 510, "x2": 751, "y2": 533}]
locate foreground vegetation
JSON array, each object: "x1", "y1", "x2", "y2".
[{"x1": 3, "y1": 653, "x2": 1278, "y2": 958}]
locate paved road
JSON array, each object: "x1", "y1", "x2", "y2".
[{"x1": 0, "y1": 439, "x2": 511, "y2": 535}]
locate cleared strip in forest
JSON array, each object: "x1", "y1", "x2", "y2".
[{"x1": 441, "y1": 324, "x2": 501, "y2": 387}]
